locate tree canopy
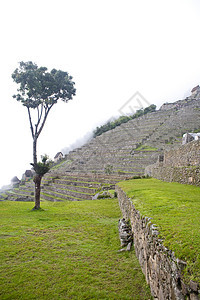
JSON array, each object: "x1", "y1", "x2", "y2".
[
  {"x1": 12, "y1": 61, "x2": 76, "y2": 107},
  {"x1": 12, "y1": 61, "x2": 76, "y2": 147}
]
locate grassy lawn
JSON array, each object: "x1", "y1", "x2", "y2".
[
  {"x1": 118, "y1": 178, "x2": 200, "y2": 284},
  {"x1": 0, "y1": 199, "x2": 152, "y2": 300}
]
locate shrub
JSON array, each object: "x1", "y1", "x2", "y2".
[
  {"x1": 93, "y1": 104, "x2": 156, "y2": 137},
  {"x1": 104, "y1": 164, "x2": 113, "y2": 175}
]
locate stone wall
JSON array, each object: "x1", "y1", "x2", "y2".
[
  {"x1": 116, "y1": 185, "x2": 200, "y2": 300},
  {"x1": 164, "y1": 140, "x2": 200, "y2": 167},
  {"x1": 145, "y1": 140, "x2": 200, "y2": 186},
  {"x1": 145, "y1": 165, "x2": 200, "y2": 186}
]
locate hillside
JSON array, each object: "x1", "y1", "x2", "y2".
[
  {"x1": 2, "y1": 94, "x2": 200, "y2": 202},
  {"x1": 51, "y1": 95, "x2": 200, "y2": 176}
]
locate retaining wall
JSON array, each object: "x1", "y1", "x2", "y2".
[
  {"x1": 145, "y1": 165, "x2": 200, "y2": 186},
  {"x1": 116, "y1": 185, "x2": 200, "y2": 300},
  {"x1": 164, "y1": 140, "x2": 200, "y2": 167},
  {"x1": 145, "y1": 140, "x2": 200, "y2": 186}
]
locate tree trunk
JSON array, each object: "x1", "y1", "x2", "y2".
[
  {"x1": 33, "y1": 138, "x2": 37, "y2": 169},
  {"x1": 33, "y1": 174, "x2": 42, "y2": 209}
]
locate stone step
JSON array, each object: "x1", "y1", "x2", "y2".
[
  {"x1": 5, "y1": 190, "x2": 34, "y2": 201},
  {"x1": 43, "y1": 173, "x2": 122, "y2": 184},
  {"x1": 42, "y1": 185, "x2": 95, "y2": 199},
  {"x1": 43, "y1": 182, "x2": 97, "y2": 194},
  {"x1": 41, "y1": 189, "x2": 92, "y2": 201},
  {"x1": 13, "y1": 188, "x2": 34, "y2": 197}
]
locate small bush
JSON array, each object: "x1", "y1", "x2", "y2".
[{"x1": 104, "y1": 164, "x2": 113, "y2": 175}]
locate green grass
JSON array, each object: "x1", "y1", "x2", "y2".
[
  {"x1": 0, "y1": 199, "x2": 152, "y2": 300},
  {"x1": 50, "y1": 159, "x2": 71, "y2": 170},
  {"x1": 47, "y1": 182, "x2": 97, "y2": 191},
  {"x1": 108, "y1": 189, "x2": 117, "y2": 197},
  {"x1": 0, "y1": 193, "x2": 8, "y2": 198},
  {"x1": 41, "y1": 191, "x2": 89, "y2": 201},
  {"x1": 54, "y1": 187, "x2": 94, "y2": 196},
  {"x1": 134, "y1": 145, "x2": 158, "y2": 151},
  {"x1": 118, "y1": 178, "x2": 200, "y2": 284}
]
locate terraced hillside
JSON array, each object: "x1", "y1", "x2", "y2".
[
  {"x1": 2, "y1": 96, "x2": 200, "y2": 202},
  {"x1": 53, "y1": 96, "x2": 200, "y2": 176},
  {"x1": 40, "y1": 173, "x2": 121, "y2": 202},
  {"x1": 2, "y1": 173, "x2": 123, "y2": 202}
]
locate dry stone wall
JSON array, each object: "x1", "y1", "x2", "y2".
[
  {"x1": 145, "y1": 165, "x2": 200, "y2": 186},
  {"x1": 145, "y1": 140, "x2": 200, "y2": 186},
  {"x1": 116, "y1": 185, "x2": 200, "y2": 300},
  {"x1": 164, "y1": 140, "x2": 200, "y2": 167}
]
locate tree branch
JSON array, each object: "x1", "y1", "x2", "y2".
[
  {"x1": 37, "y1": 106, "x2": 40, "y2": 123},
  {"x1": 35, "y1": 104, "x2": 44, "y2": 136},
  {"x1": 38, "y1": 104, "x2": 43, "y2": 125},
  {"x1": 37, "y1": 104, "x2": 54, "y2": 138},
  {"x1": 27, "y1": 107, "x2": 34, "y2": 139}
]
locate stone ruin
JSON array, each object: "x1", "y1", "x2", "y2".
[{"x1": 182, "y1": 132, "x2": 200, "y2": 145}]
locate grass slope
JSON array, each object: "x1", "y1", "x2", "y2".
[
  {"x1": 118, "y1": 178, "x2": 200, "y2": 284},
  {"x1": 0, "y1": 199, "x2": 152, "y2": 300}
]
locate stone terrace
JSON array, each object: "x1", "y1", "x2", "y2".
[
  {"x1": 41, "y1": 173, "x2": 122, "y2": 201},
  {"x1": 2, "y1": 173, "x2": 124, "y2": 202},
  {"x1": 55, "y1": 97, "x2": 200, "y2": 176}
]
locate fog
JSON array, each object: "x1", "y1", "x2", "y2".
[{"x1": 61, "y1": 131, "x2": 93, "y2": 155}]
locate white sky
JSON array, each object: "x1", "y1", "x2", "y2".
[{"x1": 0, "y1": 0, "x2": 200, "y2": 187}]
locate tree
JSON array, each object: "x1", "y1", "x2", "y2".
[{"x1": 12, "y1": 61, "x2": 76, "y2": 209}]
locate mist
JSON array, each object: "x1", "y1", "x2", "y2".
[{"x1": 61, "y1": 131, "x2": 94, "y2": 155}]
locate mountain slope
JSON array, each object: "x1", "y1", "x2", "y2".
[{"x1": 51, "y1": 96, "x2": 200, "y2": 176}]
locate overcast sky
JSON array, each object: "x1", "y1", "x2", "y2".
[{"x1": 0, "y1": 0, "x2": 200, "y2": 187}]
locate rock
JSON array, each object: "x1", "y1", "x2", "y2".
[
  {"x1": 176, "y1": 258, "x2": 187, "y2": 271},
  {"x1": 126, "y1": 241, "x2": 132, "y2": 251},
  {"x1": 118, "y1": 248, "x2": 126, "y2": 253},
  {"x1": 190, "y1": 293, "x2": 200, "y2": 300},
  {"x1": 118, "y1": 218, "x2": 133, "y2": 247},
  {"x1": 92, "y1": 193, "x2": 99, "y2": 200},
  {"x1": 190, "y1": 281, "x2": 199, "y2": 292},
  {"x1": 15, "y1": 197, "x2": 33, "y2": 202}
]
